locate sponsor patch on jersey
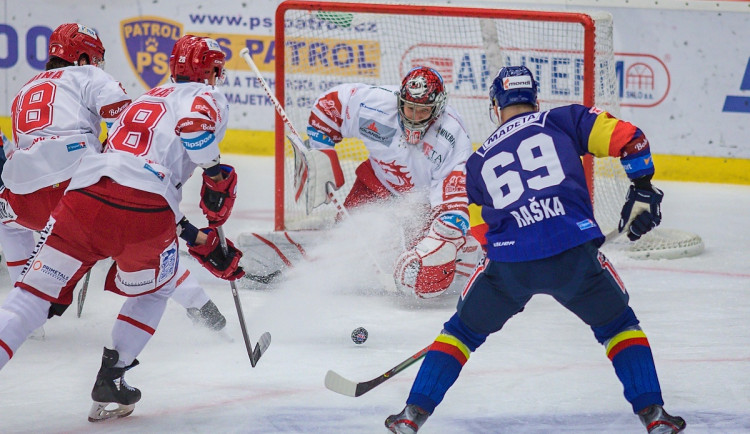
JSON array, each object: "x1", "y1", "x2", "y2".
[
  {"x1": 143, "y1": 163, "x2": 166, "y2": 180},
  {"x1": 306, "y1": 125, "x2": 334, "y2": 147},
  {"x1": 358, "y1": 118, "x2": 396, "y2": 144},
  {"x1": 114, "y1": 268, "x2": 156, "y2": 295},
  {"x1": 19, "y1": 243, "x2": 81, "y2": 300},
  {"x1": 181, "y1": 131, "x2": 215, "y2": 150},
  {"x1": 157, "y1": 241, "x2": 178, "y2": 287},
  {"x1": 66, "y1": 141, "x2": 86, "y2": 152},
  {"x1": 442, "y1": 170, "x2": 466, "y2": 201},
  {"x1": 121, "y1": 17, "x2": 183, "y2": 90},
  {"x1": 576, "y1": 219, "x2": 598, "y2": 230}
]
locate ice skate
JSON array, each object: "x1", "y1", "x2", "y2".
[
  {"x1": 88, "y1": 347, "x2": 141, "y2": 422},
  {"x1": 638, "y1": 404, "x2": 686, "y2": 434},
  {"x1": 385, "y1": 404, "x2": 430, "y2": 433},
  {"x1": 186, "y1": 300, "x2": 226, "y2": 331}
]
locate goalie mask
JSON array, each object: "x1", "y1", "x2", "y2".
[
  {"x1": 48, "y1": 23, "x2": 105, "y2": 68},
  {"x1": 169, "y1": 35, "x2": 226, "y2": 84},
  {"x1": 398, "y1": 67, "x2": 447, "y2": 145},
  {"x1": 489, "y1": 65, "x2": 538, "y2": 123}
]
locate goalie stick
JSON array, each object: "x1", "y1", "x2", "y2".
[
  {"x1": 239, "y1": 47, "x2": 311, "y2": 206},
  {"x1": 240, "y1": 47, "x2": 397, "y2": 294},
  {"x1": 216, "y1": 226, "x2": 271, "y2": 367},
  {"x1": 324, "y1": 344, "x2": 431, "y2": 397}
]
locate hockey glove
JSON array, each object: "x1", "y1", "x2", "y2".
[
  {"x1": 188, "y1": 228, "x2": 246, "y2": 281},
  {"x1": 200, "y1": 165, "x2": 237, "y2": 227},
  {"x1": 618, "y1": 184, "x2": 664, "y2": 241},
  {"x1": 394, "y1": 217, "x2": 466, "y2": 298}
]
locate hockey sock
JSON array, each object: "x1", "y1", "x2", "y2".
[
  {"x1": 407, "y1": 313, "x2": 487, "y2": 413},
  {"x1": 594, "y1": 308, "x2": 663, "y2": 413},
  {"x1": 0, "y1": 288, "x2": 50, "y2": 368}
]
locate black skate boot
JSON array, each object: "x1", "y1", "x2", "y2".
[
  {"x1": 638, "y1": 404, "x2": 686, "y2": 434},
  {"x1": 88, "y1": 347, "x2": 141, "y2": 422},
  {"x1": 186, "y1": 300, "x2": 227, "y2": 331},
  {"x1": 385, "y1": 404, "x2": 431, "y2": 434}
]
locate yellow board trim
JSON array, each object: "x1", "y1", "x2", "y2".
[{"x1": 1, "y1": 116, "x2": 747, "y2": 185}]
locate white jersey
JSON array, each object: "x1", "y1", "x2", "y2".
[
  {"x1": 308, "y1": 83, "x2": 472, "y2": 218},
  {"x1": 4, "y1": 65, "x2": 130, "y2": 193},
  {"x1": 68, "y1": 82, "x2": 229, "y2": 223}
]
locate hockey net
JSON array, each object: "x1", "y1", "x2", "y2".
[{"x1": 273, "y1": 0, "x2": 703, "y2": 259}]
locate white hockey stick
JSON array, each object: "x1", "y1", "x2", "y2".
[
  {"x1": 239, "y1": 48, "x2": 310, "y2": 205},
  {"x1": 239, "y1": 47, "x2": 396, "y2": 293}
]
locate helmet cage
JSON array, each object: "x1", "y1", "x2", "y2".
[
  {"x1": 397, "y1": 67, "x2": 447, "y2": 144},
  {"x1": 48, "y1": 23, "x2": 105, "y2": 68}
]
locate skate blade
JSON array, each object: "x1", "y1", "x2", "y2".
[{"x1": 87, "y1": 401, "x2": 135, "y2": 422}]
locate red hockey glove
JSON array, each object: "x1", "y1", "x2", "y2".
[
  {"x1": 200, "y1": 165, "x2": 237, "y2": 227},
  {"x1": 188, "y1": 228, "x2": 246, "y2": 281}
]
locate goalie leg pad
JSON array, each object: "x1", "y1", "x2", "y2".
[{"x1": 305, "y1": 148, "x2": 345, "y2": 213}]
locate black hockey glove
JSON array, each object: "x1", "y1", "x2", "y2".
[{"x1": 618, "y1": 184, "x2": 664, "y2": 241}]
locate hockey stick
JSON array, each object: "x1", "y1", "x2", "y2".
[
  {"x1": 239, "y1": 47, "x2": 311, "y2": 205},
  {"x1": 76, "y1": 270, "x2": 91, "y2": 318},
  {"x1": 179, "y1": 248, "x2": 280, "y2": 285},
  {"x1": 216, "y1": 226, "x2": 271, "y2": 367},
  {"x1": 324, "y1": 344, "x2": 431, "y2": 397}
]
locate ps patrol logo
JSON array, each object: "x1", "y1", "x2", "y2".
[{"x1": 121, "y1": 17, "x2": 183, "y2": 89}]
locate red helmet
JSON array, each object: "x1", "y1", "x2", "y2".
[
  {"x1": 48, "y1": 23, "x2": 105, "y2": 67},
  {"x1": 169, "y1": 35, "x2": 226, "y2": 83},
  {"x1": 398, "y1": 66, "x2": 447, "y2": 144}
]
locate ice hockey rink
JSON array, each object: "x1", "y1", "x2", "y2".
[{"x1": 0, "y1": 154, "x2": 748, "y2": 433}]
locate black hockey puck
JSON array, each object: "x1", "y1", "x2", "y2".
[{"x1": 351, "y1": 327, "x2": 368, "y2": 344}]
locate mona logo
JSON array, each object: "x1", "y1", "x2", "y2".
[{"x1": 121, "y1": 17, "x2": 182, "y2": 89}]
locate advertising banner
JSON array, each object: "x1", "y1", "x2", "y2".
[{"x1": 0, "y1": 0, "x2": 748, "y2": 161}]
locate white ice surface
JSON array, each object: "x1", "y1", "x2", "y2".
[{"x1": 0, "y1": 155, "x2": 748, "y2": 433}]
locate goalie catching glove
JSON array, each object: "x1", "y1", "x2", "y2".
[
  {"x1": 188, "y1": 228, "x2": 246, "y2": 281},
  {"x1": 200, "y1": 164, "x2": 237, "y2": 227},
  {"x1": 618, "y1": 182, "x2": 663, "y2": 241},
  {"x1": 394, "y1": 215, "x2": 467, "y2": 298}
]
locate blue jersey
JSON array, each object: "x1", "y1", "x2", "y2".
[{"x1": 465, "y1": 104, "x2": 653, "y2": 262}]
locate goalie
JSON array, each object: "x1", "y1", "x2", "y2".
[{"x1": 293, "y1": 67, "x2": 480, "y2": 298}]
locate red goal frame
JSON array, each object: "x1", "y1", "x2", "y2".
[{"x1": 273, "y1": 0, "x2": 599, "y2": 231}]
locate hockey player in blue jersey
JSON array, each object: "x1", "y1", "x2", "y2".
[{"x1": 385, "y1": 66, "x2": 685, "y2": 434}]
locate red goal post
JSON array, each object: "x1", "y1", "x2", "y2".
[{"x1": 272, "y1": 0, "x2": 703, "y2": 259}]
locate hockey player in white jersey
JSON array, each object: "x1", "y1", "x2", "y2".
[
  {"x1": 0, "y1": 34, "x2": 245, "y2": 422},
  {"x1": 303, "y1": 67, "x2": 480, "y2": 299},
  {"x1": 0, "y1": 23, "x2": 227, "y2": 332}
]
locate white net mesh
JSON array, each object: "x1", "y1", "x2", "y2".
[{"x1": 275, "y1": 2, "x2": 702, "y2": 258}]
